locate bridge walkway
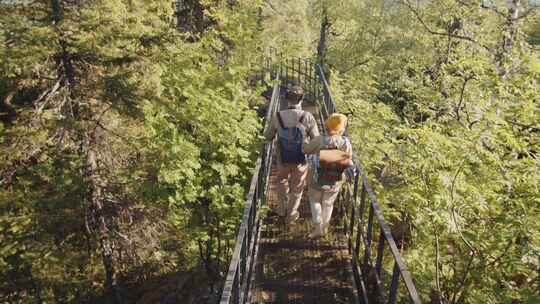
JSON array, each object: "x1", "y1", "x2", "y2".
[{"x1": 250, "y1": 95, "x2": 356, "y2": 303}]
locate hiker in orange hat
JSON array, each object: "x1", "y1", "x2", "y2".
[{"x1": 302, "y1": 113, "x2": 353, "y2": 238}]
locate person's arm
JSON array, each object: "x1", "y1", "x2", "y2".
[
  {"x1": 302, "y1": 135, "x2": 323, "y2": 154},
  {"x1": 345, "y1": 138, "x2": 353, "y2": 157},
  {"x1": 263, "y1": 115, "x2": 277, "y2": 141},
  {"x1": 306, "y1": 113, "x2": 320, "y2": 138},
  {"x1": 343, "y1": 138, "x2": 356, "y2": 180},
  {"x1": 342, "y1": 138, "x2": 354, "y2": 167}
]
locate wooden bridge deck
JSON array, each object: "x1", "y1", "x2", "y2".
[{"x1": 250, "y1": 99, "x2": 357, "y2": 304}]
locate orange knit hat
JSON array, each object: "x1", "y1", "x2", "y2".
[{"x1": 325, "y1": 113, "x2": 347, "y2": 135}]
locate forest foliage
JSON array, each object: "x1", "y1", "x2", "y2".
[
  {"x1": 306, "y1": 0, "x2": 540, "y2": 302},
  {"x1": 0, "y1": 0, "x2": 539, "y2": 303},
  {"x1": 1, "y1": 0, "x2": 264, "y2": 302}
]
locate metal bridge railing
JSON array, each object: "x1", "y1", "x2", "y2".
[{"x1": 219, "y1": 72, "x2": 281, "y2": 304}]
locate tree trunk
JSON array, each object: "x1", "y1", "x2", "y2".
[
  {"x1": 83, "y1": 129, "x2": 122, "y2": 304},
  {"x1": 49, "y1": 2, "x2": 121, "y2": 301},
  {"x1": 317, "y1": 6, "x2": 331, "y2": 80},
  {"x1": 497, "y1": 0, "x2": 524, "y2": 79}
]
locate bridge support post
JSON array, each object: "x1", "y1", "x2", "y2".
[{"x1": 389, "y1": 262, "x2": 401, "y2": 304}]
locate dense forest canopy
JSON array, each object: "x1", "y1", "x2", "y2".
[
  {"x1": 1, "y1": 0, "x2": 539, "y2": 303},
  {"x1": 313, "y1": 0, "x2": 540, "y2": 302},
  {"x1": 0, "y1": 0, "x2": 263, "y2": 302}
]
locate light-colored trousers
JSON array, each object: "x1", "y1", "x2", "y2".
[
  {"x1": 276, "y1": 162, "x2": 308, "y2": 216},
  {"x1": 308, "y1": 186, "x2": 340, "y2": 226}
]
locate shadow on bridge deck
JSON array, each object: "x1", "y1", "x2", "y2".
[{"x1": 250, "y1": 98, "x2": 357, "y2": 304}]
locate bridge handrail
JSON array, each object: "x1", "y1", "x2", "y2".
[
  {"x1": 315, "y1": 64, "x2": 422, "y2": 304},
  {"x1": 219, "y1": 71, "x2": 281, "y2": 304}
]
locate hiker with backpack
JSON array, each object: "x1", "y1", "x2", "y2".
[
  {"x1": 302, "y1": 113, "x2": 353, "y2": 238},
  {"x1": 264, "y1": 86, "x2": 320, "y2": 224}
]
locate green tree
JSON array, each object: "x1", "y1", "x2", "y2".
[
  {"x1": 1, "y1": 0, "x2": 264, "y2": 302},
  {"x1": 291, "y1": 0, "x2": 540, "y2": 302}
]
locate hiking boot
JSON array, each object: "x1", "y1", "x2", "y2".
[
  {"x1": 276, "y1": 206, "x2": 286, "y2": 217},
  {"x1": 308, "y1": 224, "x2": 324, "y2": 239},
  {"x1": 322, "y1": 222, "x2": 330, "y2": 235}
]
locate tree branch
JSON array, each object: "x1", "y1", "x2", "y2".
[
  {"x1": 454, "y1": 75, "x2": 473, "y2": 124},
  {"x1": 263, "y1": 0, "x2": 277, "y2": 12},
  {"x1": 401, "y1": 0, "x2": 483, "y2": 45},
  {"x1": 507, "y1": 119, "x2": 540, "y2": 133},
  {"x1": 480, "y1": 3, "x2": 507, "y2": 18},
  {"x1": 452, "y1": 251, "x2": 475, "y2": 304},
  {"x1": 516, "y1": 5, "x2": 540, "y2": 20},
  {"x1": 435, "y1": 229, "x2": 442, "y2": 296},
  {"x1": 449, "y1": 161, "x2": 478, "y2": 255}
]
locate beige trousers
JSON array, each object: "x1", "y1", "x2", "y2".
[
  {"x1": 276, "y1": 162, "x2": 308, "y2": 217},
  {"x1": 308, "y1": 186, "x2": 340, "y2": 226}
]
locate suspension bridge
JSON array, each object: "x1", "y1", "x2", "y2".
[{"x1": 219, "y1": 51, "x2": 423, "y2": 304}]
